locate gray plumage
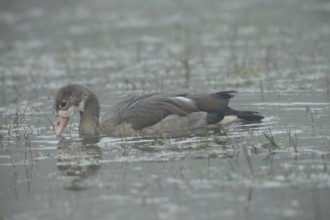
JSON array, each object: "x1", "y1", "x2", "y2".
[{"x1": 54, "y1": 84, "x2": 263, "y2": 137}]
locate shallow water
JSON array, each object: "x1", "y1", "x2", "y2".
[{"x1": 1, "y1": 0, "x2": 330, "y2": 219}]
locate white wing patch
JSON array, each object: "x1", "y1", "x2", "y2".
[
  {"x1": 174, "y1": 96, "x2": 195, "y2": 105},
  {"x1": 219, "y1": 115, "x2": 239, "y2": 125}
]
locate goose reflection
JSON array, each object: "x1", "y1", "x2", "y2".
[{"x1": 57, "y1": 137, "x2": 102, "y2": 191}]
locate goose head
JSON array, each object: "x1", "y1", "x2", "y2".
[{"x1": 54, "y1": 85, "x2": 99, "y2": 136}]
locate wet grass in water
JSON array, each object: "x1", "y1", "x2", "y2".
[
  {"x1": 262, "y1": 126, "x2": 280, "y2": 151},
  {"x1": 305, "y1": 105, "x2": 316, "y2": 136},
  {"x1": 286, "y1": 127, "x2": 299, "y2": 153},
  {"x1": 3, "y1": 138, "x2": 19, "y2": 199},
  {"x1": 0, "y1": 0, "x2": 330, "y2": 219},
  {"x1": 326, "y1": 75, "x2": 329, "y2": 100}
]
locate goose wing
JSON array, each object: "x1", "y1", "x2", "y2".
[
  {"x1": 102, "y1": 91, "x2": 235, "y2": 131},
  {"x1": 102, "y1": 93, "x2": 198, "y2": 130}
]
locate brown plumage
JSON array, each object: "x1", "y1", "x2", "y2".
[{"x1": 54, "y1": 84, "x2": 263, "y2": 137}]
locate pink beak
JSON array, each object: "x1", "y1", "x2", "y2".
[{"x1": 55, "y1": 115, "x2": 69, "y2": 136}]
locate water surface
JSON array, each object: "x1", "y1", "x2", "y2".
[{"x1": 0, "y1": 0, "x2": 330, "y2": 219}]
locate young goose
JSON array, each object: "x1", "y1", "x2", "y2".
[{"x1": 54, "y1": 84, "x2": 263, "y2": 137}]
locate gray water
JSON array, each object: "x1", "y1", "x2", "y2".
[{"x1": 0, "y1": 0, "x2": 330, "y2": 219}]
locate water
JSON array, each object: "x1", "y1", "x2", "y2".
[{"x1": 0, "y1": 0, "x2": 330, "y2": 219}]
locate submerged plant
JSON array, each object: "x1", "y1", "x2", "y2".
[
  {"x1": 305, "y1": 105, "x2": 316, "y2": 136},
  {"x1": 326, "y1": 75, "x2": 329, "y2": 99},
  {"x1": 263, "y1": 126, "x2": 279, "y2": 151},
  {"x1": 286, "y1": 127, "x2": 299, "y2": 153},
  {"x1": 4, "y1": 141, "x2": 18, "y2": 199}
]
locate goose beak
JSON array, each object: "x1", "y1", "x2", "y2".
[{"x1": 55, "y1": 115, "x2": 69, "y2": 136}]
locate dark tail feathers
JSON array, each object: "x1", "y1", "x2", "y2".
[
  {"x1": 206, "y1": 108, "x2": 264, "y2": 125},
  {"x1": 226, "y1": 108, "x2": 264, "y2": 122}
]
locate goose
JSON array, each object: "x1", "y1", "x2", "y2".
[{"x1": 54, "y1": 84, "x2": 264, "y2": 137}]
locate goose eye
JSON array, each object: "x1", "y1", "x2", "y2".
[{"x1": 59, "y1": 100, "x2": 68, "y2": 109}]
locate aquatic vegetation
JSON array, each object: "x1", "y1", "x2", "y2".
[{"x1": 0, "y1": 0, "x2": 330, "y2": 219}]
